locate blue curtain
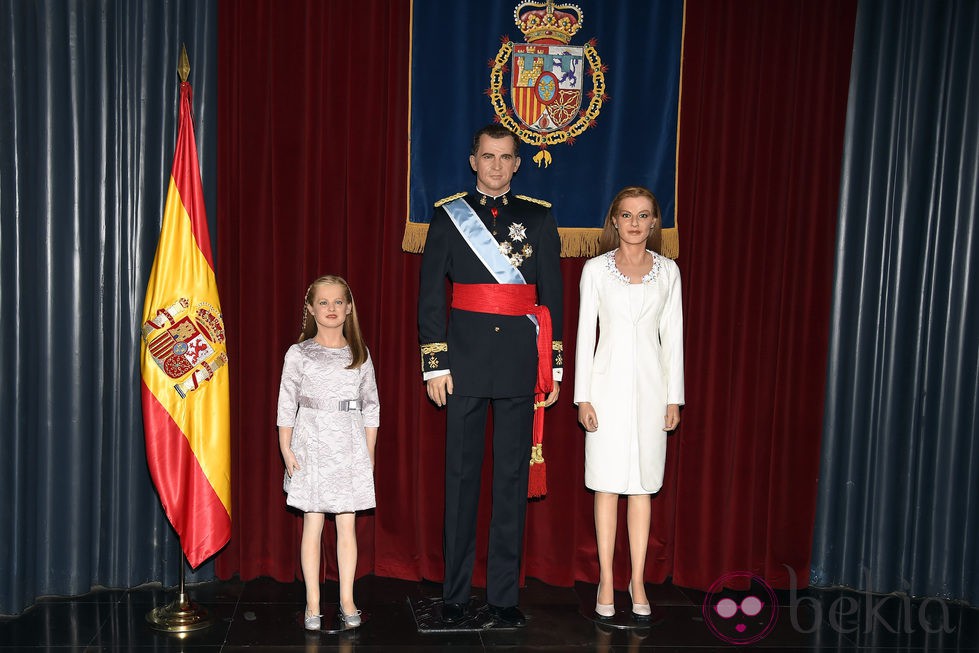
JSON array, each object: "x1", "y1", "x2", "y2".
[
  {"x1": 811, "y1": 0, "x2": 979, "y2": 604},
  {"x1": 0, "y1": 0, "x2": 217, "y2": 614}
]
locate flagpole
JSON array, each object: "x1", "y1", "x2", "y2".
[
  {"x1": 146, "y1": 552, "x2": 215, "y2": 632},
  {"x1": 145, "y1": 43, "x2": 217, "y2": 634}
]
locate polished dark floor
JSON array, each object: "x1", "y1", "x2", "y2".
[{"x1": 2, "y1": 575, "x2": 978, "y2": 651}]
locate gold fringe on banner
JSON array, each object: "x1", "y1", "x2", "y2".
[
  {"x1": 558, "y1": 228, "x2": 602, "y2": 258},
  {"x1": 401, "y1": 222, "x2": 679, "y2": 260},
  {"x1": 659, "y1": 227, "x2": 679, "y2": 259},
  {"x1": 401, "y1": 220, "x2": 429, "y2": 254}
]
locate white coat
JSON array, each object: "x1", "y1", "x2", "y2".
[{"x1": 573, "y1": 250, "x2": 684, "y2": 494}]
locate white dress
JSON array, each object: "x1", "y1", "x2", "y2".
[
  {"x1": 276, "y1": 340, "x2": 380, "y2": 513},
  {"x1": 573, "y1": 250, "x2": 684, "y2": 494}
]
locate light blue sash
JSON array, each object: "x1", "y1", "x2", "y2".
[
  {"x1": 443, "y1": 198, "x2": 527, "y2": 285},
  {"x1": 443, "y1": 197, "x2": 537, "y2": 329}
]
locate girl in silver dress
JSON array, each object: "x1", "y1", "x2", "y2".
[{"x1": 277, "y1": 275, "x2": 379, "y2": 631}]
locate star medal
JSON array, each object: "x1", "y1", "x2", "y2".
[{"x1": 508, "y1": 223, "x2": 527, "y2": 242}]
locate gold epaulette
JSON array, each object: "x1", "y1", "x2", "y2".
[
  {"x1": 434, "y1": 192, "x2": 468, "y2": 207},
  {"x1": 514, "y1": 194, "x2": 552, "y2": 208}
]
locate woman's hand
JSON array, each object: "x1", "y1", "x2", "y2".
[
  {"x1": 578, "y1": 402, "x2": 599, "y2": 432},
  {"x1": 664, "y1": 404, "x2": 681, "y2": 431}
]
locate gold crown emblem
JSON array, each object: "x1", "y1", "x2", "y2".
[{"x1": 513, "y1": 0, "x2": 583, "y2": 45}]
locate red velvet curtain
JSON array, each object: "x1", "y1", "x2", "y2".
[
  {"x1": 216, "y1": 0, "x2": 856, "y2": 591},
  {"x1": 215, "y1": 0, "x2": 413, "y2": 580},
  {"x1": 669, "y1": 0, "x2": 856, "y2": 588}
]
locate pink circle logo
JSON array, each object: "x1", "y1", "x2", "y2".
[{"x1": 702, "y1": 571, "x2": 778, "y2": 645}]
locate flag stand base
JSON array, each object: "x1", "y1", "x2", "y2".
[
  {"x1": 146, "y1": 551, "x2": 215, "y2": 632},
  {"x1": 146, "y1": 592, "x2": 215, "y2": 632}
]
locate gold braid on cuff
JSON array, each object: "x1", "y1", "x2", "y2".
[
  {"x1": 420, "y1": 342, "x2": 448, "y2": 372},
  {"x1": 552, "y1": 341, "x2": 564, "y2": 366}
]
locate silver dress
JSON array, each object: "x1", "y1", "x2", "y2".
[{"x1": 276, "y1": 340, "x2": 379, "y2": 513}]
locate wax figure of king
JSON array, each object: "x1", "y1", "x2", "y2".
[{"x1": 417, "y1": 124, "x2": 563, "y2": 627}]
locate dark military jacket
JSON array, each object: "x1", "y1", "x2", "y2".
[{"x1": 418, "y1": 190, "x2": 563, "y2": 398}]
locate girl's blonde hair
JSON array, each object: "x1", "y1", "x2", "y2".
[
  {"x1": 298, "y1": 275, "x2": 368, "y2": 369},
  {"x1": 597, "y1": 186, "x2": 663, "y2": 255}
]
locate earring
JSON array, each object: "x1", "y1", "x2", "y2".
[{"x1": 301, "y1": 308, "x2": 308, "y2": 333}]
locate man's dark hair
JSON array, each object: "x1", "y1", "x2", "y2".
[{"x1": 470, "y1": 124, "x2": 520, "y2": 157}]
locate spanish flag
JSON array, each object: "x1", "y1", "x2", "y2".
[{"x1": 140, "y1": 80, "x2": 231, "y2": 568}]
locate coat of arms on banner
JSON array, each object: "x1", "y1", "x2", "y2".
[
  {"x1": 489, "y1": 0, "x2": 606, "y2": 167},
  {"x1": 142, "y1": 297, "x2": 228, "y2": 398}
]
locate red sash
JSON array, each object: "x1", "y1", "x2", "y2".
[
  {"x1": 451, "y1": 283, "x2": 553, "y2": 498},
  {"x1": 451, "y1": 283, "x2": 553, "y2": 394}
]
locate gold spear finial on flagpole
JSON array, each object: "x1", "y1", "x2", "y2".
[{"x1": 178, "y1": 44, "x2": 190, "y2": 82}]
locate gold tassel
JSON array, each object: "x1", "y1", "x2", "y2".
[{"x1": 528, "y1": 399, "x2": 547, "y2": 498}]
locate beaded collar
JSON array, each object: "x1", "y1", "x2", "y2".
[{"x1": 603, "y1": 249, "x2": 662, "y2": 285}]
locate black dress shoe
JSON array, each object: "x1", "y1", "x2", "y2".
[
  {"x1": 489, "y1": 604, "x2": 526, "y2": 627},
  {"x1": 441, "y1": 601, "x2": 468, "y2": 625}
]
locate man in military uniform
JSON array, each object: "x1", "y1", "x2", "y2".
[{"x1": 418, "y1": 124, "x2": 563, "y2": 627}]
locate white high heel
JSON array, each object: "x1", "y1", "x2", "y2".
[
  {"x1": 595, "y1": 584, "x2": 615, "y2": 618},
  {"x1": 629, "y1": 584, "x2": 651, "y2": 619}
]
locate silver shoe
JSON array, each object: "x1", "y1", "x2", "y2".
[
  {"x1": 339, "y1": 608, "x2": 362, "y2": 628},
  {"x1": 303, "y1": 613, "x2": 322, "y2": 631}
]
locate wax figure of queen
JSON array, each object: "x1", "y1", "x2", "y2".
[{"x1": 418, "y1": 124, "x2": 563, "y2": 627}]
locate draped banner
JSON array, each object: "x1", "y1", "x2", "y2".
[
  {"x1": 403, "y1": 0, "x2": 684, "y2": 258},
  {"x1": 140, "y1": 77, "x2": 231, "y2": 569}
]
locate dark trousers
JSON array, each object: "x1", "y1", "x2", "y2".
[{"x1": 443, "y1": 393, "x2": 534, "y2": 608}]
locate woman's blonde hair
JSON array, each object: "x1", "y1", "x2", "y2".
[
  {"x1": 597, "y1": 186, "x2": 663, "y2": 255},
  {"x1": 298, "y1": 275, "x2": 368, "y2": 369}
]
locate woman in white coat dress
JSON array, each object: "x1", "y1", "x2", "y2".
[{"x1": 574, "y1": 186, "x2": 684, "y2": 621}]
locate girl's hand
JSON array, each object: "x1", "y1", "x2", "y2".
[
  {"x1": 578, "y1": 402, "x2": 599, "y2": 432},
  {"x1": 282, "y1": 450, "x2": 300, "y2": 477},
  {"x1": 664, "y1": 404, "x2": 681, "y2": 431}
]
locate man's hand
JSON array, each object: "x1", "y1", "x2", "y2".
[
  {"x1": 426, "y1": 374, "x2": 454, "y2": 407},
  {"x1": 543, "y1": 381, "x2": 560, "y2": 407}
]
